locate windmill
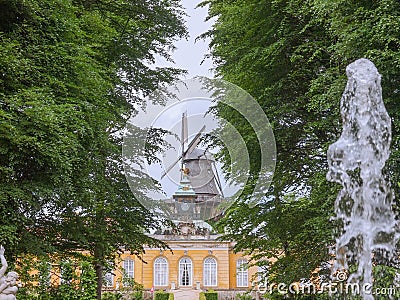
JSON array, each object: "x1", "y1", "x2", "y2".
[{"x1": 161, "y1": 112, "x2": 224, "y2": 221}]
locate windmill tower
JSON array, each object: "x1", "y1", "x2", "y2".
[
  {"x1": 183, "y1": 148, "x2": 219, "y2": 198},
  {"x1": 162, "y1": 113, "x2": 224, "y2": 222}
]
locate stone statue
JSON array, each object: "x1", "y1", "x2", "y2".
[{"x1": 0, "y1": 246, "x2": 18, "y2": 300}]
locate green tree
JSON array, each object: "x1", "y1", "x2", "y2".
[
  {"x1": 17, "y1": 256, "x2": 98, "y2": 300},
  {"x1": 0, "y1": 0, "x2": 186, "y2": 298},
  {"x1": 202, "y1": 0, "x2": 400, "y2": 291}
]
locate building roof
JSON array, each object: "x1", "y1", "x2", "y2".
[{"x1": 173, "y1": 174, "x2": 197, "y2": 198}]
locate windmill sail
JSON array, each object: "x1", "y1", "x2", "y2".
[
  {"x1": 182, "y1": 112, "x2": 188, "y2": 145},
  {"x1": 161, "y1": 125, "x2": 206, "y2": 179}
]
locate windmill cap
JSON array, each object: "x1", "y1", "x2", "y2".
[{"x1": 184, "y1": 148, "x2": 215, "y2": 161}]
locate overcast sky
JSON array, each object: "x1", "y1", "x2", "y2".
[
  {"x1": 155, "y1": 0, "x2": 215, "y2": 78},
  {"x1": 146, "y1": 1, "x2": 222, "y2": 197}
]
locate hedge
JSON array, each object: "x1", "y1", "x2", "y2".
[
  {"x1": 199, "y1": 290, "x2": 218, "y2": 300},
  {"x1": 205, "y1": 292, "x2": 218, "y2": 300},
  {"x1": 154, "y1": 290, "x2": 174, "y2": 300}
]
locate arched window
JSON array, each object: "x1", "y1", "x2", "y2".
[
  {"x1": 60, "y1": 261, "x2": 73, "y2": 285},
  {"x1": 103, "y1": 272, "x2": 114, "y2": 288},
  {"x1": 203, "y1": 257, "x2": 217, "y2": 286},
  {"x1": 257, "y1": 264, "x2": 268, "y2": 285},
  {"x1": 154, "y1": 257, "x2": 168, "y2": 286},
  {"x1": 39, "y1": 262, "x2": 51, "y2": 287},
  {"x1": 122, "y1": 258, "x2": 134, "y2": 286},
  {"x1": 179, "y1": 257, "x2": 193, "y2": 286},
  {"x1": 236, "y1": 259, "x2": 248, "y2": 287}
]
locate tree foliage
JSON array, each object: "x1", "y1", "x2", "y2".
[
  {"x1": 0, "y1": 0, "x2": 186, "y2": 297},
  {"x1": 18, "y1": 255, "x2": 97, "y2": 300},
  {"x1": 202, "y1": 0, "x2": 400, "y2": 289}
]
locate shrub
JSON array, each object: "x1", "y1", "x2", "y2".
[
  {"x1": 102, "y1": 292, "x2": 123, "y2": 300},
  {"x1": 204, "y1": 289, "x2": 218, "y2": 300},
  {"x1": 118, "y1": 277, "x2": 144, "y2": 300},
  {"x1": 199, "y1": 292, "x2": 206, "y2": 300},
  {"x1": 236, "y1": 292, "x2": 252, "y2": 300},
  {"x1": 154, "y1": 290, "x2": 172, "y2": 300},
  {"x1": 130, "y1": 290, "x2": 144, "y2": 300}
]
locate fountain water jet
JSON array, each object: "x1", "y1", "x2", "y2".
[{"x1": 327, "y1": 58, "x2": 398, "y2": 299}]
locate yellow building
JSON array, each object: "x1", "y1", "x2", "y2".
[
  {"x1": 104, "y1": 148, "x2": 259, "y2": 296},
  {"x1": 108, "y1": 232, "x2": 257, "y2": 292}
]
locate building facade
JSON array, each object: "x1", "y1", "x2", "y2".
[
  {"x1": 106, "y1": 232, "x2": 257, "y2": 292},
  {"x1": 104, "y1": 147, "x2": 259, "y2": 293}
]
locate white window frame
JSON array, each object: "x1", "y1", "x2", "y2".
[
  {"x1": 236, "y1": 259, "x2": 248, "y2": 287},
  {"x1": 59, "y1": 262, "x2": 72, "y2": 285},
  {"x1": 154, "y1": 257, "x2": 168, "y2": 286},
  {"x1": 203, "y1": 257, "x2": 217, "y2": 286},
  {"x1": 103, "y1": 271, "x2": 114, "y2": 288},
  {"x1": 123, "y1": 259, "x2": 134, "y2": 279},
  {"x1": 39, "y1": 262, "x2": 52, "y2": 287},
  {"x1": 257, "y1": 265, "x2": 268, "y2": 285},
  {"x1": 179, "y1": 257, "x2": 193, "y2": 287},
  {"x1": 122, "y1": 258, "x2": 134, "y2": 286}
]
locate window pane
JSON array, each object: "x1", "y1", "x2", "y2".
[
  {"x1": 39, "y1": 262, "x2": 51, "y2": 287},
  {"x1": 179, "y1": 257, "x2": 192, "y2": 286},
  {"x1": 258, "y1": 265, "x2": 268, "y2": 284},
  {"x1": 204, "y1": 257, "x2": 217, "y2": 286},
  {"x1": 236, "y1": 259, "x2": 248, "y2": 287},
  {"x1": 123, "y1": 259, "x2": 134, "y2": 278},
  {"x1": 103, "y1": 272, "x2": 114, "y2": 287},
  {"x1": 154, "y1": 257, "x2": 168, "y2": 286}
]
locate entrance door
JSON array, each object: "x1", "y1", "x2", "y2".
[{"x1": 179, "y1": 257, "x2": 192, "y2": 286}]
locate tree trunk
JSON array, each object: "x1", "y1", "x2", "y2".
[
  {"x1": 95, "y1": 261, "x2": 103, "y2": 300},
  {"x1": 94, "y1": 245, "x2": 104, "y2": 300}
]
